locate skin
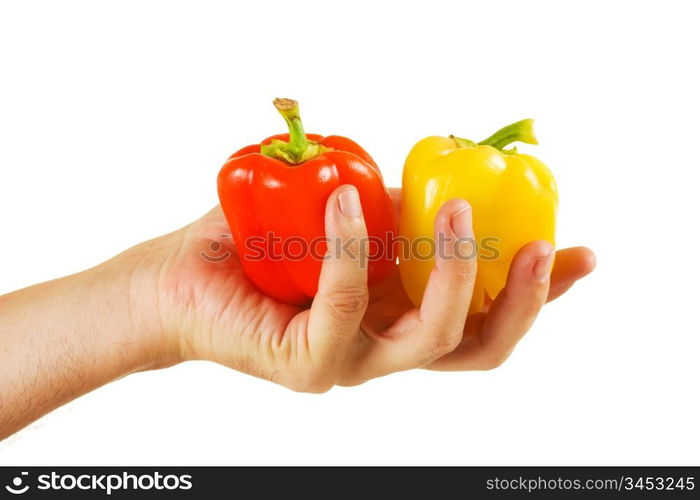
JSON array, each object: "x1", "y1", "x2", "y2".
[{"x1": 0, "y1": 186, "x2": 595, "y2": 440}]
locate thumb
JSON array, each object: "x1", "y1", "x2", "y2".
[{"x1": 307, "y1": 185, "x2": 369, "y2": 372}]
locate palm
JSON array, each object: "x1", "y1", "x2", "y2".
[
  {"x1": 160, "y1": 211, "x2": 299, "y2": 361},
  {"x1": 162, "y1": 206, "x2": 409, "y2": 367}
]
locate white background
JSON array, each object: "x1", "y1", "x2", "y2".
[{"x1": 1, "y1": 0, "x2": 698, "y2": 465}]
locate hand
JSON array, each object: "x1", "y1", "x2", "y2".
[
  {"x1": 0, "y1": 185, "x2": 594, "y2": 438},
  {"x1": 370, "y1": 189, "x2": 596, "y2": 372},
  {"x1": 150, "y1": 186, "x2": 595, "y2": 390}
]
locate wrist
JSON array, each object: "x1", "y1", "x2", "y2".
[{"x1": 93, "y1": 234, "x2": 184, "y2": 372}]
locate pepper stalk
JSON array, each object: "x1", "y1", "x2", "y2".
[
  {"x1": 261, "y1": 98, "x2": 328, "y2": 164},
  {"x1": 451, "y1": 119, "x2": 538, "y2": 153}
]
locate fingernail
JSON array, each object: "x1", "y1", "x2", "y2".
[
  {"x1": 450, "y1": 202, "x2": 472, "y2": 237},
  {"x1": 533, "y1": 247, "x2": 554, "y2": 283},
  {"x1": 338, "y1": 187, "x2": 362, "y2": 218}
]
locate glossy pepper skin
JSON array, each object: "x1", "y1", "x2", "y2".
[
  {"x1": 399, "y1": 119, "x2": 558, "y2": 314},
  {"x1": 218, "y1": 99, "x2": 397, "y2": 306}
]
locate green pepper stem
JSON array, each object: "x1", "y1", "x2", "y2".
[
  {"x1": 449, "y1": 135, "x2": 477, "y2": 148},
  {"x1": 260, "y1": 98, "x2": 327, "y2": 164},
  {"x1": 274, "y1": 98, "x2": 308, "y2": 155},
  {"x1": 478, "y1": 119, "x2": 538, "y2": 150}
]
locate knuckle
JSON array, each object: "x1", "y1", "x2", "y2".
[
  {"x1": 325, "y1": 286, "x2": 369, "y2": 318},
  {"x1": 426, "y1": 331, "x2": 462, "y2": 361},
  {"x1": 520, "y1": 292, "x2": 546, "y2": 317},
  {"x1": 343, "y1": 235, "x2": 367, "y2": 257},
  {"x1": 505, "y1": 287, "x2": 547, "y2": 316},
  {"x1": 439, "y1": 249, "x2": 477, "y2": 281},
  {"x1": 455, "y1": 257, "x2": 477, "y2": 279}
]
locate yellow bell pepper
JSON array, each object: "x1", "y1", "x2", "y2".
[{"x1": 399, "y1": 119, "x2": 558, "y2": 314}]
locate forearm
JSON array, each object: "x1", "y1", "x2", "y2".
[{"x1": 0, "y1": 251, "x2": 172, "y2": 439}]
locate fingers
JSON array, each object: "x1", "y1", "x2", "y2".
[
  {"x1": 197, "y1": 205, "x2": 235, "y2": 246},
  {"x1": 201, "y1": 204, "x2": 224, "y2": 219},
  {"x1": 418, "y1": 200, "x2": 477, "y2": 343},
  {"x1": 355, "y1": 199, "x2": 477, "y2": 378},
  {"x1": 548, "y1": 246, "x2": 596, "y2": 302},
  {"x1": 428, "y1": 240, "x2": 553, "y2": 371},
  {"x1": 478, "y1": 240, "x2": 553, "y2": 354},
  {"x1": 306, "y1": 185, "x2": 370, "y2": 385}
]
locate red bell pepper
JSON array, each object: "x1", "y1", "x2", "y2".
[{"x1": 217, "y1": 98, "x2": 397, "y2": 306}]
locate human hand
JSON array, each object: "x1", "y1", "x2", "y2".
[
  {"x1": 0, "y1": 184, "x2": 595, "y2": 438},
  {"x1": 144, "y1": 186, "x2": 595, "y2": 391}
]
